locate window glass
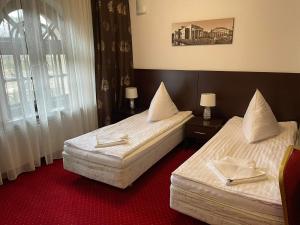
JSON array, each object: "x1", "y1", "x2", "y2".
[
  {"x1": 60, "y1": 54, "x2": 67, "y2": 74},
  {"x1": 8, "y1": 10, "x2": 23, "y2": 23},
  {"x1": 0, "y1": 19, "x2": 10, "y2": 38},
  {"x1": 46, "y1": 54, "x2": 55, "y2": 76},
  {"x1": 40, "y1": 15, "x2": 61, "y2": 40},
  {"x1": 46, "y1": 54, "x2": 67, "y2": 76},
  {"x1": 23, "y1": 79, "x2": 34, "y2": 101},
  {"x1": 63, "y1": 76, "x2": 69, "y2": 94},
  {"x1": 20, "y1": 55, "x2": 31, "y2": 77},
  {"x1": 5, "y1": 81, "x2": 20, "y2": 105},
  {"x1": 1, "y1": 55, "x2": 16, "y2": 79},
  {"x1": 49, "y1": 77, "x2": 64, "y2": 97},
  {"x1": 8, "y1": 10, "x2": 24, "y2": 38}
]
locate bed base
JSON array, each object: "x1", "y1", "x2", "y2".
[
  {"x1": 63, "y1": 127, "x2": 184, "y2": 189},
  {"x1": 170, "y1": 185, "x2": 284, "y2": 225}
]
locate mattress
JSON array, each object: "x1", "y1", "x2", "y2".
[
  {"x1": 63, "y1": 125, "x2": 184, "y2": 188},
  {"x1": 64, "y1": 110, "x2": 192, "y2": 161},
  {"x1": 63, "y1": 111, "x2": 193, "y2": 188},
  {"x1": 171, "y1": 116, "x2": 297, "y2": 225}
]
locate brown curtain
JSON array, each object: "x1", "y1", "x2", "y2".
[{"x1": 91, "y1": 0, "x2": 134, "y2": 127}]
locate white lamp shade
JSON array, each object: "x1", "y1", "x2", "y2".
[
  {"x1": 125, "y1": 87, "x2": 138, "y2": 99},
  {"x1": 200, "y1": 93, "x2": 216, "y2": 107}
]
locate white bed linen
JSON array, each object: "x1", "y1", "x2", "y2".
[
  {"x1": 65, "y1": 110, "x2": 192, "y2": 159},
  {"x1": 171, "y1": 116, "x2": 297, "y2": 224},
  {"x1": 63, "y1": 113, "x2": 193, "y2": 169}
]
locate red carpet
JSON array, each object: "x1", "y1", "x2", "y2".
[{"x1": 0, "y1": 144, "x2": 207, "y2": 225}]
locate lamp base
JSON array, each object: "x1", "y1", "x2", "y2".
[
  {"x1": 203, "y1": 107, "x2": 211, "y2": 120},
  {"x1": 129, "y1": 99, "x2": 135, "y2": 110}
]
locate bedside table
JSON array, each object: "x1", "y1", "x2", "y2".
[
  {"x1": 112, "y1": 107, "x2": 145, "y2": 123},
  {"x1": 185, "y1": 117, "x2": 223, "y2": 145}
]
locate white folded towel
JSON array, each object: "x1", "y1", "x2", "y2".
[
  {"x1": 95, "y1": 140, "x2": 128, "y2": 148},
  {"x1": 95, "y1": 134, "x2": 129, "y2": 148},
  {"x1": 207, "y1": 156, "x2": 267, "y2": 186}
]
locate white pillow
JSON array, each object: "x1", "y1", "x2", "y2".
[
  {"x1": 147, "y1": 82, "x2": 178, "y2": 122},
  {"x1": 242, "y1": 89, "x2": 279, "y2": 143}
]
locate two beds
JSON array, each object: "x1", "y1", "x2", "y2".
[
  {"x1": 170, "y1": 116, "x2": 297, "y2": 225},
  {"x1": 63, "y1": 95, "x2": 297, "y2": 224},
  {"x1": 63, "y1": 110, "x2": 192, "y2": 189}
]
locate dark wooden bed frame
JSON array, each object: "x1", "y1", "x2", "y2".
[{"x1": 134, "y1": 69, "x2": 300, "y2": 124}]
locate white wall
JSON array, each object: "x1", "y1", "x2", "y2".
[{"x1": 129, "y1": 0, "x2": 300, "y2": 73}]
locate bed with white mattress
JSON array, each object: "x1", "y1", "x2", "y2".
[
  {"x1": 63, "y1": 110, "x2": 193, "y2": 188},
  {"x1": 170, "y1": 116, "x2": 297, "y2": 225}
]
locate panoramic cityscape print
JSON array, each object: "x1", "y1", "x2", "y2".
[{"x1": 172, "y1": 18, "x2": 234, "y2": 46}]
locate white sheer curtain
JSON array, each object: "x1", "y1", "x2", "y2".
[{"x1": 0, "y1": 0, "x2": 97, "y2": 185}]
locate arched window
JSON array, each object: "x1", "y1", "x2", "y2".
[{"x1": 0, "y1": 0, "x2": 69, "y2": 120}]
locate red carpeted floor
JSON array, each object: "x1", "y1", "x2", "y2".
[{"x1": 0, "y1": 144, "x2": 207, "y2": 225}]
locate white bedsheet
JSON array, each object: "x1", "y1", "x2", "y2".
[
  {"x1": 172, "y1": 116, "x2": 297, "y2": 213},
  {"x1": 65, "y1": 110, "x2": 192, "y2": 159}
]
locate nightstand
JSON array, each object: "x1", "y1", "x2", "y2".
[
  {"x1": 185, "y1": 116, "x2": 223, "y2": 145},
  {"x1": 112, "y1": 107, "x2": 145, "y2": 123}
]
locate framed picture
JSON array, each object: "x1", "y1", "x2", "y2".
[{"x1": 172, "y1": 18, "x2": 234, "y2": 46}]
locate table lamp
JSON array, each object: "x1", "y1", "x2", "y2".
[
  {"x1": 200, "y1": 93, "x2": 216, "y2": 120},
  {"x1": 125, "y1": 87, "x2": 138, "y2": 109}
]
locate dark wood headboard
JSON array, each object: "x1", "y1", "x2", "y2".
[{"x1": 134, "y1": 69, "x2": 300, "y2": 123}]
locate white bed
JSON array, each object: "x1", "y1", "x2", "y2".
[
  {"x1": 63, "y1": 110, "x2": 193, "y2": 188},
  {"x1": 170, "y1": 116, "x2": 297, "y2": 225}
]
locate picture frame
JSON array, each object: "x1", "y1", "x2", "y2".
[{"x1": 172, "y1": 18, "x2": 234, "y2": 46}]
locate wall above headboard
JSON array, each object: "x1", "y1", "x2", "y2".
[
  {"x1": 135, "y1": 69, "x2": 300, "y2": 123},
  {"x1": 129, "y1": 0, "x2": 300, "y2": 73}
]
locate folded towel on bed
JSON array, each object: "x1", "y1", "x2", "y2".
[
  {"x1": 207, "y1": 156, "x2": 267, "y2": 186},
  {"x1": 95, "y1": 134, "x2": 129, "y2": 148},
  {"x1": 95, "y1": 140, "x2": 128, "y2": 148}
]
